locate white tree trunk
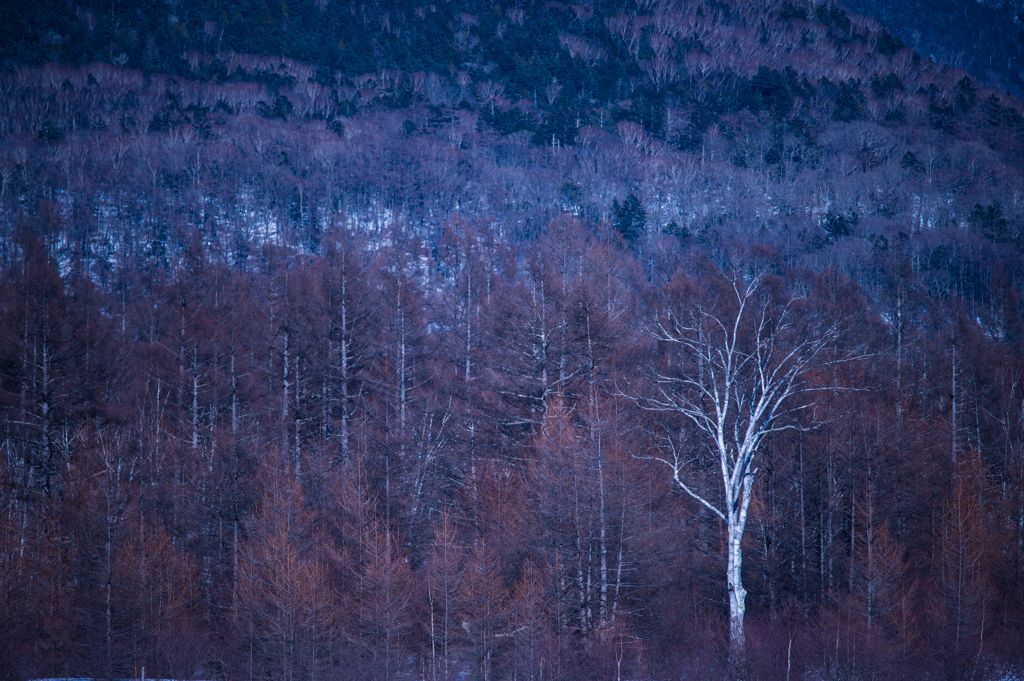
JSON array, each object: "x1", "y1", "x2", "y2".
[
  {"x1": 727, "y1": 473, "x2": 753, "y2": 674},
  {"x1": 727, "y1": 524, "x2": 746, "y2": 668}
]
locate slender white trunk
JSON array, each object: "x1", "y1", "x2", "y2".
[
  {"x1": 295, "y1": 355, "x2": 301, "y2": 476},
  {"x1": 339, "y1": 274, "x2": 350, "y2": 462},
  {"x1": 282, "y1": 328, "x2": 291, "y2": 471},
  {"x1": 611, "y1": 460, "x2": 626, "y2": 623},
  {"x1": 41, "y1": 329, "x2": 53, "y2": 493},
  {"x1": 588, "y1": 313, "x2": 608, "y2": 628},
  {"x1": 726, "y1": 529, "x2": 746, "y2": 665},
  {"x1": 951, "y1": 343, "x2": 958, "y2": 464},
  {"x1": 727, "y1": 473, "x2": 752, "y2": 674},
  {"x1": 323, "y1": 336, "x2": 330, "y2": 448},
  {"x1": 230, "y1": 348, "x2": 239, "y2": 607},
  {"x1": 466, "y1": 266, "x2": 475, "y2": 460},
  {"x1": 428, "y1": 585, "x2": 436, "y2": 681},
  {"x1": 572, "y1": 445, "x2": 587, "y2": 634},
  {"x1": 192, "y1": 345, "x2": 199, "y2": 453},
  {"x1": 104, "y1": 448, "x2": 114, "y2": 677}
]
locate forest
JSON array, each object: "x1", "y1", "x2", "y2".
[{"x1": 2, "y1": 0, "x2": 1024, "y2": 679}]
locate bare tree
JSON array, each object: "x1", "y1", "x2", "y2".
[
  {"x1": 426, "y1": 507, "x2": 464, "y2": 681},
  {"x1": 237, "y1": 472, "x2": 334, "y2": 681},
  {"x1": 645, "y1": 271, "x2": 851, "y2": 676}
]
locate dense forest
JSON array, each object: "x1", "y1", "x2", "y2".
[{"x1": 2, "y1": 0, "x2": 1024, "y2": 679}]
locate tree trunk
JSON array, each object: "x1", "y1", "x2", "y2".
[
  {"x1": 727, "y1": 478, "x2": 752, "y2": 679},
  {"x1": 727, "y1": 526, "x2": 746, "y2": 669}
]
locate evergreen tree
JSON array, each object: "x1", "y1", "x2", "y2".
[{"x1": 612, "y1": 194, "x2": 645, "y2": 245}]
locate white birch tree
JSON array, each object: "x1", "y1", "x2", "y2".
[{"x1": 645, "y1": 272, "x2": 848, "y2": 677}]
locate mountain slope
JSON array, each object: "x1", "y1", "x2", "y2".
[
  {"x1": 839, "y1": 0, "x2": 1024, "y2": 98},
  {"x1": 2, "y1": 0, "x2": 1022, "y2": 253}
]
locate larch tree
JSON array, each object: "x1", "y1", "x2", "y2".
[
  {"x1": 645, "y1": 270, "x2": 852, "y2": 677},
  {"x1": 426, "y1": 507, "x2": 465, "y2": 681},
  {"x1": 237, "y1": 471, "x2": 334, "y2": 681}
]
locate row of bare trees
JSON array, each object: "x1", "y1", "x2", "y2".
[{"x1": 2, "y1": 210, "x2": 1024, "y2": 680}]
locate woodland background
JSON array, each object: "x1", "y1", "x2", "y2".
[{"x1": 2, "y1": 0, "x2": 1024, "y2": 679}]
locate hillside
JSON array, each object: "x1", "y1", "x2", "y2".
[
  {"x1": 838, "y1": 0, "x2": 1024, "y2": 98},
  {"x1": 3, "y1": 1, "x2": 1024, "y2": 680},
  {"x1": 2, "y1": 0, "x2": 1023, "y2": 263}
]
